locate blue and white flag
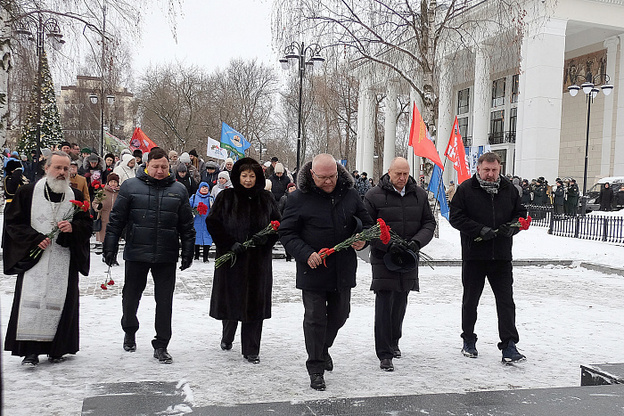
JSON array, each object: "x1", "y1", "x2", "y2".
[
  {"x1": 206, "y1": 137, "x2": 228, "y2": 160},
  {"x1": 427, "y1": 164, "x2": 450, "y2": 220},
  {"x1": 220, "y1": 122, "x2": 250, "y2": 159}
]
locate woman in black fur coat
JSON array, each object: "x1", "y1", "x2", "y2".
[{"x1": 206, "y1": 157, "x2": 280, "y2": 364}]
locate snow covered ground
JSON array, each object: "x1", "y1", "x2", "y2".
[{"x1": 1, "y1": 217, "x2": 623, "y2": 415}]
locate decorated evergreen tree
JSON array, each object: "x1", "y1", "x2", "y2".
[{"x1": 19, "y1": 51, "x2": 63, "y2": 155}]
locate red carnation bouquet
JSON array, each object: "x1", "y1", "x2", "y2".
[
  {"x1": 474, "y1": 215, "x2": 532, "y2": 242},
  {"x1": 192, "y1": 202, "x2": 209, "y2": 216},
  {"x1": 318, "y1": 218, "x2": 391, "y2": 267},
  {"x1": 30, "y1": 199, "x2": 90, "y2": 258},
  {"x1": 215, "y1": 221, "x2": 280, "y2": 268},
  {"x1": 100, "y1": 266, "x2": 115, "y2": 290},
  {"x1": 91, "y1": 180, "x2": 106, "y2": 204}
]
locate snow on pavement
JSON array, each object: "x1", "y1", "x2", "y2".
[{"x1": 1, "y1": 218, "x2": 623, "y2": 415}]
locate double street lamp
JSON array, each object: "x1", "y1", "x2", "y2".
[
  {"x1": 567, "y1": 73, "x2": 614, "y2": 213},
  {"x1": 15, "y1": 13, "x2": 65, "y2": 161},
  {"x1": 89, "y1": 91, "x2": 115, "y2": 156},
  {"x1": 280, "y1": 42, "x2": 325, "y2": 178}
]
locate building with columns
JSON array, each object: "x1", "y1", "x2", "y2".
[{"x1": 355, "y1": 0, "x2": 624, "y2": 192}]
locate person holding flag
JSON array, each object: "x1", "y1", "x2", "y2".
[{"x1": 363, "y1": 157, "x2": 436, "y2": 372}]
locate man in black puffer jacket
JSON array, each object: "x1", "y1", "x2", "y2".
[
  {"x1": 279, "y1": 154, "x2": 374, "y2": 391},
  {"x1": 103, "y1": 147, "x2": 195, "y2": 364},
  {"x1": 449, "y1": 152, "x2": 527, "y2": 364},
  {"x1": 364, "y1": 157, "x2": 435, "y2": 372}
]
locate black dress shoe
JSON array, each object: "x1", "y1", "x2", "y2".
[
  {"x1": 220, "y1": 341, "x2": 232, "y2": 351},
  {"x1": 323, "y1": 352, "x2": 333, "y2": 372},
  {"x1": 244, "y1": 354, "x2": 260, "y2": 364},
  {"x1": 310, "y1": 373, "x2": 326, "y2": 391},
  {"x1": 48, "y1": 355, "x2": 65, "y2": 363},
  {"x1": 393, "y1": 347, "x2": 402, "y2": 359},
  {"x1": 380, "y1": 358, "x2": 394, "y2": 371},
  {"x1": 22, "y1": 354, "x2": 39, "y2": 366},
  {"x1": 123, "y1": 333, "x2": 136, "y2": 352},
  {"x1": 153, "y1": 347, "x2": 173, "y2": 364}
]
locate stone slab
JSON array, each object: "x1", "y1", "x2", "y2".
[{"x1": 581, "y1": 363, "x2": 624, "y2": 386}]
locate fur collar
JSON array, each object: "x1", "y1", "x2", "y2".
[{"x1": 297, "y1": 161, "x2": 354, "y2": 194}]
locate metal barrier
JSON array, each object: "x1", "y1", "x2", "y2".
[{"x1": 525, "y1": 204, "x2": 624, "y2": 244}]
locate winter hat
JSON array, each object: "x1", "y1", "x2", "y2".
[
  {"x1": 224, "y1": 157, "x2": 234, "y2": 166},
  {"x1": 179, "y1": 152, "x2": 191, "y2": 164},
  {"x1": 218, "y1": 171, "x2": 230, "y2": 181},
  {"x1": 274, "y1": 162, "x2": 285, "y2": 173},
  {"x1": 121, "y1": 153, "x2": 134, "y2": 167},
  {"x1": 133, "y1": 149, "x2": 143, "y2": 158},
  {"x1": 287, "y1": 182, "x2": 297, "y2": 190},
  {"x1": 104, "y1": 153, "x2": 115, "y2": 161},
  {"x1": 177, "y1": 163, "x2": 188, "y2": 173},
  {"x1": 81, "y1": 147, "x2": 92, "y2": 154},
  {"x1": 205, "y1": 161, "x2": 218, "y2": 169},
  {"x1": 189, "y1": 149, "x2": 199, "y2": 157},
  {"x1": 88, "y1": 154, "x2": 99, "y2": 163},
  {"x1": 10, "y1": 151, "x2": 18, "y2": 157},
  {"x1": 271, "y1": 156, "x2": 279, "y2": 162},
  {"x1": 264, "y1": 161, "x2": 271, "y2": 168},
  {"x1": 120, "y1": 148, "x2": 132, "y2": 157},
  {"x1": 5, "y1": 159, "x2": 22, "y2": 175},
  {"x1": 106, "y1": 173, "x2": 120, "y2": 184}
]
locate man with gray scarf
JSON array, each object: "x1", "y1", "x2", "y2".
[{"x1": 449, "y1": 152, "x2": 527, "y2": 363}]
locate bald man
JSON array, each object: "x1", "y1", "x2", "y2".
[
  {"x1": 363, "y1": 157, "x2": 436, "y2": 371},
  {"x1": 279, "y1": 154, "x2": 374, "y2": 391}
]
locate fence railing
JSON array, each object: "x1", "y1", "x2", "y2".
[{"x1": 525, "y1": 205, "x2": 624, "y2": 244}]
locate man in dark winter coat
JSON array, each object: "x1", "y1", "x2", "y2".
[
  {"x1": 565, "y1": 179, "x2": 579, "y2": 215},
  {"x1": 553, "y1": 180, "x2": 565, "y2": 215},
  {"x1": 449, "y1": 152, "x2": 527, "y2": 364},
  {"x1": 599, "y1": 182, "x2": 614, "y2": 211},
  {"x1": 103, "y1": 147, "x2": 195, "y2": 364},
  {"x1": 279, "y1": 154, "x2": 374, "y2": 391},
  {"x1": 269, "y1": 162, "x2": 289, "y2": 201},
  {"x1": 201, "y1": 161, "x2": 220, "y2": 190},
  {"x1": 363, "y1": 157, "x2": 435, "y2": 372}
]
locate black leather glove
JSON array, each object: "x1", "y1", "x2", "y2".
[
  {"x1": 251, "y1": 234, "x2": 268, "y2": 246},
  {"x1": 230, "y1": 242, "x2": 246, "y2": 255},
  {"x1": 479, "y1": 226, "x2": 497, "y2": 241},
  {"x1": 180, "y1": 257, "x2": 192, "y2": 271},
  {"x1": 407, "y1": 240, "x2": 420, "y2": 253},
  {"x1": 103, "y1": 251, "x2": 117, "y2": 267},
  {"x1": 388, "y1": 241, "x2": 408, "y2": 255},
  {"x1": 497, "y1": 223, "x2": 516, "y2": 238}
]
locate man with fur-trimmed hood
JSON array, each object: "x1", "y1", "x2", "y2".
[{"x1": 279, "y1": 154, "x2": 374, "y2": 391}]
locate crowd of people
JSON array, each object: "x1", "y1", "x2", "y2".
[{"x1": 0, "y1": 143, "x2": 600, "y2": 393}]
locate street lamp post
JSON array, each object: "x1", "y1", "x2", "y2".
[
  {"x1": 280, "y1": 42, "x2": 325, "y2": 179},
  {"x1": 567, "y1": 73, "x2": 614, "y2": 214},
  {"x1": 15, "y1": 13, "x2": 64, "y2": 161},
  {"x1": 89, "y1": 91, "x2": 114, "y2": 156}
]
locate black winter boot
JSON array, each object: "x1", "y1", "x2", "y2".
[
  {"x1": 194, "y1": 245, "x2": 200, "y2": 260},
  {"x1": 203, "y1": 245, "x2": 210, "y2": 263}
]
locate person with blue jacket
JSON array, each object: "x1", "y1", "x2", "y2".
[{"x1": 190, "y1": 182, "x2": 213, "y2": 262}]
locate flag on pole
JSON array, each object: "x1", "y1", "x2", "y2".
[
  {"x1": 444, "y1": 117, "x2": 471, "y2": 184},
  {"x1": 206, "y1": 137, "x2": 228, "y2": 160},
  {"x1": 427, "y1": 164, "x2": 450, "y2": 220},
  {"x1": 129, "y1": 127, "x2": 157, "y2": 154},
  {"x1": 220, "y1": 122, "x2": 250, "y2": 159},
  {"x1": 408, "y1": 102, "x2": 444, "y2": 169}
]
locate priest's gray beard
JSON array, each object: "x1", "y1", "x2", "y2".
[{"x1": 46, "y1": 173, "x2": 70, "y2": 194}]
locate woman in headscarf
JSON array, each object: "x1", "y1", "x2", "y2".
[
  {"x1": 190, "y1": 182, "x2": 213, "y2": 262},
  {"x1": 112, "y1": 153, "x2": 136, "y2": 185},
  {"x1": 93, "y1": 173, "x2": 120, "y2": 260},
  {"x1": 210, "y1": 171, "x2": 232, "y2": 203},
  {"x1": 206, "y1": 157, "x2": 280, "y2": 364}
]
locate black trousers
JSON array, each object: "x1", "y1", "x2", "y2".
[
  {"x1": 374, "y1": 290, "x2": 409, "y2": 360},
  {"x1": 121, "y1": 261, "x2": 176, "y2": 349},
  {"x1": 461, "y1": 260, "x2": 519, "y2": 349},
  {"x1": 302, "y1": 289, "x2": 351, "y2": 375},
  {"x1": 221, "y1": 320, "x2": 263, "y2": 356}
]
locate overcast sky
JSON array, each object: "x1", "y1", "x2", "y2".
[{"x1": 133, "y1": 0, "x2": 278, "y2": 75}]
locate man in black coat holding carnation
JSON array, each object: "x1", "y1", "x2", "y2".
[
  {"x1": 364, "y1": 157, "x2": 435, "y2": 372},
  {"x1": 279, "y1": 153, "x2": 374, "y2": 391},
  {"x1": 449, "y1": 152, "x2": 527, "y2": 364}
]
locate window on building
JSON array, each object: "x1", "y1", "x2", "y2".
[
  {"x1": 493, "y1": 149, "x2": 507, "y2": 175},
  {"x1": 489, "y1": 110, "x2": 505, "y2": 144},
  {"x1": 511, "y1": 74, "x2": 519, "y2": 103},
  {"x1": 491, "y1": 78, "x2": 505, "y2": 107},
  {"x1": 457, "y1": 117, "x2": 469, "y2": 136},
  {"x1": 508, "y1": 107, "x2": 517, "y2": 142},
  {"x1": 457, "y1": 88, "x2": 470, "y2": 114}
]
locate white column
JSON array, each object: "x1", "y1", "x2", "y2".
[
  {"x1": 358, "y1": 78, "x2": 376, "y2": 177},
  {"x1": 601, "y1": 37, "x2": 618, "y2": 176},
  {"x1": 472, "y1": 46, "x2": 491, "y2": 146},
  {"x1": 383, "y1": 81, "x2": 398, "y2": 174},
  {"x1": 411, "y1": 88, "x2": 423, "y2": 179},
  {"x1": 356, "y1": 76, "x2": 367, "y2": 172},
  {"x1": 515, "y1": 18, "x2": 567, "y2": 181},
  {"x1": 437, "y1": 57, "x2": 454, "y2": 183},
  {"x1": 613, "y1": 34, "x2": 624, "y2": 176}
]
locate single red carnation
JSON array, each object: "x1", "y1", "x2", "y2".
[
  {"x1": 100, "y1": 283, "x2": 108, "y2": 290},
  {"x1": 107, "y1": 279, "x2": 115, "y2": 286},
  {"x1": 271, "y1": 220, "x2": 280, "y2": 231}
]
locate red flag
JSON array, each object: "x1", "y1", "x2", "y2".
[
  {"x1": 129, "y1": 128, "x2": 157, "y2": 153},
  {"x1": 408, "y1": 103, "x2": 443, "y2": 169},
  {"x1": 444, "y1": 117, "x2": 471, "y2": 184}
]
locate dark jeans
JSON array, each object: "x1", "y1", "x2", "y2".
[
  {"x1": 461, "y1": 260, "x2": 519, "y2": 350},
  {"x1": 121, "y1": 261, "x2": 176, "y2": 349},
  {"x1": 302, "y1": 289, "x2": 351, "y2": 375},
  {"x1": 374, "y1": 290, "x2": 409, "y2": 360},
  {"x1": 221, "y1": 320, "x2": 263, "y2": 356}
]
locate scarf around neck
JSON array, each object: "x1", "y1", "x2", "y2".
[{"x1": 477, "y1": 176, "x2": 501, "y2": 194}]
